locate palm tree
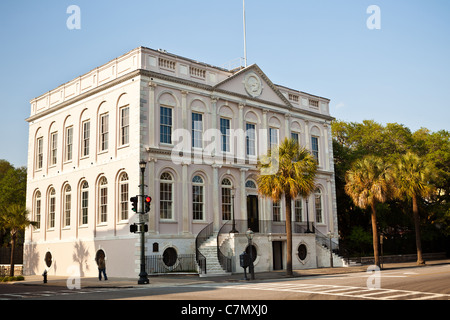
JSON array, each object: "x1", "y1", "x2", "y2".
[
  {"x1": 257, "y1": 138, "x2": 317, "y2": 276},
  {"x1": 393, "y1": 152, "x2": 434, "y2": 265},
  {"x1": 0, "y1": 204, "x2": 36, "y2": 276},
  {"x1": 345, "y1": 155, "x2": 394, "y2": 267}
]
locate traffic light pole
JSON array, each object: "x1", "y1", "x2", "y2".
[{"x1": 138, "y1": 160, "x2": 149, "y2": 285}]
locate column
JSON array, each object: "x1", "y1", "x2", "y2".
[
  {"x1": 182, "y1": 162, "x2": 190, "y2": 234},
  {"x1": 284, "y1": 113, "x2": 290, "y2": 140},
  {"x1": 238, "y1": 103, "x2": 245, "y2": 163},
  {"x1": 323, "y1": 124, "x2": 330, "y2": 171},
  {"x1": 304, "y1": 120, "x2": 310, "y2": 149},
  {"x1": 212, "y1": 163, "x2": 221, "y2": 232},
  {"x1": 148, "y1": 157, "x2": 157, "y2": 234},
  {"x1": 240, "y1": 168, "x2": 248, "y2": 221},
  {"x1": 181, "y1": 90, "x2": 189, "y2": 131},
  {"x1": 148, "y1": 82, "x2": 157, "y2": 148}
]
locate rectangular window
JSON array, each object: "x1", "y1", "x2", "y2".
[
  {"x1": 160, "y1": 106, "x2": 172, "y2": 144},
  {"x1": 220, "y1": 118, "x2": 231, "y2": 153},
  {"x1": 36, "y1": 137, "x2": 43, "y2": 170},
  {"x1": 311, "y1": 136, "x2": 319, "y2": 164},
  {"x1": 99, "y1": 186, "x2": 107, "y2": 223},
  {"x1": 315, "y1": 193, "x2": 323, "y2": 224},
  {"x1": 269, "y1": 128, "x2": 279, "y2": 150},
  {"x1": 120, "y1": 182, "x2": 129, "y2": 221},
  {"x1": 35, "y1": 197, "x2": 41, "y2": 230},
  {"x1": 100, "y1": 114, "x2": 109, "y2": 152},
  {"x1": 81, "y1": 190, "x2": 88, "y2": 225},
  {"x1": 272, "y1": 201, "x2": 281, "y2": 222},
  {"x1": 50, "y1": 132, "x2": 58, "y2": 166},
  {"x1": 82, "y1": 121, "x2": 90, "y2": 157},
  {"x1": 294, "y1": 199, "x2": 303, "y2": 222},
  {"x1": 246, "y1": 123, "x2": 256, "y2": 156},
  {"x1": 49, "y1": 193, "x2": 55, "y2": 229},
  {"x1": 221, "y1": 187, "x2": 232, "y2": 220},
  {"x1": 291, "y1": 132, "x2": 299, "y2": 144},
  {"x1": 65, "y1": 127, "x2": 73, "y2": 162},
  {"x1": 64, "y1": 193, "x2": 71, "y2": 228},
  {"x1": 160, "y1": 182, "x2": 173, "y2": 220},
  {"x1": 192, "y1": 112, "x2": 203, "y2": 149},
  {"x1": 120, "y1": 107, "x2": 129, "y2": 146},
  {"x1": 193, "y1": 185, "x2": 204, "y2": 220}
]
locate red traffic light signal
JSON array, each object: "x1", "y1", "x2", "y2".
[{"x1": 145, "y1": 196, "x2": 152, "y2": 213}]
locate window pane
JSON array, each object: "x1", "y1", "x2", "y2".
[
  {"x1": 120, "y1": 107, "x2": 129, "y2": 146},
  {"x1": 83, "y1": 121, "x2": 90, "y2": 157},
  {"x1": 220, "y1": 118, "x2": 230, "y2": 152},
  {"x1": 246, "y1": 123, "x2": 256, "y2": 156},
  {"x1": 160, "y1": 107, "x2": 172, "y2": 144},
  {"x1": 311, "y1": 136, "x2": 319, "y2": 164},
  {"x1": 192, "y1": 113, "x2": 203, "y2": 148}
]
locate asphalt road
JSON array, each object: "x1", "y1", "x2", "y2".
[{"x1": 2, "y1": 264, "x2": 450, "y2": 302}]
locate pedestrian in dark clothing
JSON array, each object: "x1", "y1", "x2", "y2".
[{"x1": 98, "y1": 256, "x2": 108, "y2": 281}]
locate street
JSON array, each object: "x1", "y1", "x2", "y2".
[{"x1": 1, "y1": 264, "x2": 450, "y2": 301}]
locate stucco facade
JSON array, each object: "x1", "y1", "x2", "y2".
[{"x1": 24, "y1": 47, "x2": 341, "y2": 278}]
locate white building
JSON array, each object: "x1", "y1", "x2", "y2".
[{"x1": 24, "y1": 47, "x2": 343, "y2": 279}]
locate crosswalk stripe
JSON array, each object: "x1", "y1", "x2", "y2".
[{"x1": 197, "y1": 282, "x2": 450, "y2": 300}]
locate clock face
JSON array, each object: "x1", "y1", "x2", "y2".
[{"x1": 244, "y1": 72, "x2": 263, "y2": 98}]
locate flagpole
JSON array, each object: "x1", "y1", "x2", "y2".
[{"x1": 243, "y1": 0, "x2": 248, "y2": 67}]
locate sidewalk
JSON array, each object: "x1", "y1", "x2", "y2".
[{"x1": 14, "y1": 259, "x2": 450, "y2": 289}]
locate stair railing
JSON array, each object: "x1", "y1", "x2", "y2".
[
  {"x1": 217, "y1": 221, "x2": 233, "y2": 272},
  {"x1": 195, "y1": 222, "x2": 214, "y2": 274}
]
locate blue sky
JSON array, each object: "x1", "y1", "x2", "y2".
[{"x1": 0, "y1": 0, "x2": 449, "y2": 167}]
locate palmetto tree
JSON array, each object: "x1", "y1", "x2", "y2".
[
  {"x1": 345, "y1": 155, "x2": 394, "y2": 267},
  {"x1": 393, "y1": 152, "x2": 434, "y2": 265},
  {"x1": 0, "y1": 204, "x2": 36, "y2": 276},
  {"x1": 257, "y1": 138, "x2": 317, "y2": 276}
]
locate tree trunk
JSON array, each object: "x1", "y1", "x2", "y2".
[
  {"x1": 285, "y1": 194, "x2": 293, "y2": 276},
  {"x1": 412, "y1": 194, "x2": 425, "y2": 265},
  {"x1": 9, "y1": 233, "x2": 16, "y2": 277},
  {"x1": 371, "y1": 203, "x2": 380, "y2": 268}
]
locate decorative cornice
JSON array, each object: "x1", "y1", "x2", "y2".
[{"x1": 27, "y1": 68, "x2": 334, "y2": 123}]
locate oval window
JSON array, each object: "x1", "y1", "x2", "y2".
[
  {"x1": 44, "y1": 252, "x2": 53, "y2": 268},
  {"x1": 298, "y1": 244, "x2": 307, "y2": 261},
  {"x1": 162, "y1": 248, "x2": 178, "y2": 267}
]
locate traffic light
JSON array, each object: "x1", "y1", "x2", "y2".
[
  {"x1": 130, "y1": 224, "x2": 138, "y2": 233},
  {"x1": 144, "y1": 196, "x2": 152, "y2": 213},
  {"x1": 130, "y1": 196, "x2": 138, "y2": 213}
]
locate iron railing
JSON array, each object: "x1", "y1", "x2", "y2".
[
  {"x1": 218, "y1": 219, "x2": 315, "y2": 235},
  {"x1": 146, "y1": 254, "x2": 198, "y2": 274},
  {"x1": 195, "y1": 222, "x2": 214, "y2": 274}
]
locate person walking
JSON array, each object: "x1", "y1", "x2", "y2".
[{"x1": 98, "y1": 256, "x2": 108, "y2": 281}]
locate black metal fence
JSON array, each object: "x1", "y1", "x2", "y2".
[
  {"x1": 146, "y1": 254, "x2": 198, "y2": 274},
  {"x1": 0, "y1": 246, "x2": 23, "y2": 265}
]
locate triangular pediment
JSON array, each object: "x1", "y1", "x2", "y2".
[{"x1": 214, "y1": 64, "x2": 291, "y2": 108}]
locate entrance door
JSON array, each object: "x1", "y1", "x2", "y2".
[
  {"x1": 273, "y1": 241, "x2": 283, "y2": 270},
  {"x1": 247, "y1": 195, "x2": 259, "y2": 233}
]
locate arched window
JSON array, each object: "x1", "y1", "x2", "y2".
[
  {"x1": 221, "y1": 178, "x2": 232, "y2": 220},
  {"x1": 63, "y1": 185, "x2": 71, "y2": 228},
  {"x1": 48, "y1": 188, "x2": 56, "y2": 229},
  {"x1": 119, "y1": 173, "x2": 129, "y2": 221},
  {"x1": 315, "y1": 189, "x2": 323, "y2": 224},
  {"x1": 34, "y1": 191, "x2": 41, "y2": 230},
  {"x1": 160, "y1": 172, "x2": 174, "y2": 220},
  {"x1": 99, "y1": 177, "x2": 108, "y2": 224},
  {"x1": 245, "y1": 180, "x2": 257, "y2": 189},
  {"x1": 192, "y1": 175, "x2": 204, "y2": 221},
  {"x1": 80, "y1": 181, "x2": 89, "y2": 225}
]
